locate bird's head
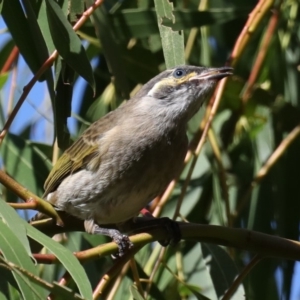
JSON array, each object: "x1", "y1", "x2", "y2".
[{"x1": 133, "y1": 65, "x2": 233, "y2": 122}]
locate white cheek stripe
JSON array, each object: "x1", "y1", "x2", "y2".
[{"x1": 147, "y1": 80, "x2": 168, "y2": 97}]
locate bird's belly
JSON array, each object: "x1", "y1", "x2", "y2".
[
  {"x1": 92, "y1": 182, "x2": 163, "y2": 224},
  {"x1": 51, "y1": 134, "x2": 187, "y2": 224},
  {"x1": 53, "y1": 164, "x2": 178, "y2": 224}
]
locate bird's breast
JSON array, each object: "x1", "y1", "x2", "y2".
[
  {"x1": 53, "y1": 126, "x2": 188, "y2": 224},
  {"x1": 101, "y1": 127, "x2": 188, "y2": 184},
  {"x1": 89, "y1": 129, "x2": 188, "y2": 223}
]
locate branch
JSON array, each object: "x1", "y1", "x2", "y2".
[
  {"x1": 0, "y1": 0, "x2": 105, "y2": 144},
  {"x1": 0, "y1": 170, "x2": 63, "y2": 225},
  {"x1": 31, "y1": 222, "x2": 300, "y2": 264}
]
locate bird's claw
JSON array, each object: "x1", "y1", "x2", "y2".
[
  {"x1": 124, "y1": 216, "x2": 182, "y2": 247},
  {"x1": 86, "y1": 221, "x2": 134, "y2": 258},
  {"x1": 111, "y1": 233, "x2": 134, "y2": 259},
  {"x1": 157, "y1": 217, "x2": 181, "y2": 247}
]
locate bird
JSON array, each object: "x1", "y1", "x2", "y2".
[{"x1": 32, "y1": 65, "x2": 233, "y2": 256}]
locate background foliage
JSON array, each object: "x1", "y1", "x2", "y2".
[{"x1": 0, "y1": 0, "x2": 300, "y2": 299}]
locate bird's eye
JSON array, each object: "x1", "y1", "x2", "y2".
[{"x1": 173, "y1": 68, "x2": 186, "y2": 79}]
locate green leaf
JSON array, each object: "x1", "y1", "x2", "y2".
[
  {"x1": 51, "y1": 283, "x2": 84, "y2": 300},
  {"x1": 54, "y1": 63, "x2": 74, "y2": 150},
  {"x1": 1, "y1": 0, "x2": 49, "y2": 80},
  {"x1": 202, "y1": 244, "x2": 245, "y2": 299},
  {"x1": 0, "y1": 73, "x2": 9, "y2": 90},
  {"x1": 45, "y1": 0, "x2": 95, "y2": 92},
  {"x1": 108, "y1": 8, "x2": 251, "y2": 40},
  {"x1": 86, "y1": 0, "x2": 130, "y2": 98},
  {"x1": 129, "y1": 285, "x2": 144, "y2": 300},
  {"x1": 0, "y1": 39, "x2": 14, "y2": 72},
  {"x1": 21, "y1": 219, "x2": 93, "y2": 300},
  {"x1": 0, "y1": 221, "x2": 45, "y2": 299},
  {"x1": 81, "y1": 83, "x2": 113, "y2": 129},
  {"x1": 37, "y1": 0, "x2": 55, "y2": 54},
  {"x1": 153, "y1": 0, "x2": 184, "y2": 68},
  {"x1": 69, "y1": 0, "x2": 84, "y2": 24},
  {"x1": 1, "y1": 134, "x2": 52, "y2": 198},
  {"x1": 1, "y1": 259, "x2": 85, "y2": 300},
  {"x1": 0, "y1": 201, "x2": 32, "y2": 258},
  {"x1": 0, "y1": 290, "x2": 9, "y2": 300},
  {"x1": 180, "y1": 244, "x2": 217, "y2": 300},
  {"x1": 178, "y1": 283, "x2": 206, "y2": 299}
]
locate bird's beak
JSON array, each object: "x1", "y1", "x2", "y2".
[{"x1": 189, "y1": 67, "x2": 233, "y2": 81}]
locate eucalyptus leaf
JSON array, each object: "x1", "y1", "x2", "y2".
[
  {"x1": 202, "y1": 244, "x2": 244, "y2": 299},
  {"x1": 45, "y1": 0, "x2": 95, "y2": 92},
  {"x1": 0, "y1": 201, "x2": 32, "y2": 258},
  {"x1": 108, "y1": 8, "x2": 251, "y2": 40},
  {"x1": 21, "y1": 219, "x2": 93, "y2": 300},
  {"x1": 1, "y1": 134, "x2": 52, "y2": 198},
  {"x1": 153, "y1": 0, "x2": 184, "y2": 68},
  {"x1": 0, "y1": 221, "x2": 45, "y2": 299},
  {"x1": 1, "y1": 0, "x2": 49, "y2": 81}
]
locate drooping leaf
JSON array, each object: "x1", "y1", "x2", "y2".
[
  {"x1": 86, "y1": 0, "x2": 131, "y2": 98},
  {"x1": 1, "y1": 134, "x2": 52, "y2": 198},
  {"x1": 0, "y1": 200, "x2": 32, "y2": 258},
  {"x1": 45, "y1": 0, "x2": 95, "y2": 92},
  {"x1": 107, "y1": 8, "x2": 251, "y2": 40},
  {"x1": 2, "y1": 0, "x2": 50, "y2": 81},
  {"x1": 0, "y1": 221, "x2": 45, "y2": 299},
  {"x1": 202, "y1": 244, "x2": 244, "y2": 299},
  {"x1": 153, "y1": 0, "x2": 184, "y2": 68},
  {"x1": 22, "y1": 220, "x2": 93, "y2": 300}
]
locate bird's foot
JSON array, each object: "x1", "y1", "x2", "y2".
[
  {"x1": 108, "y1": 229, "x2": 134, "y2": 258},
  {"x1": 126, "y1": 214, "x2": 182, "y2": 246},
  {"x1": 156, "y1": 217, "x2": 181, "y2": 246},
  {"x1": 84, "y1": 220, "x2": 133, "y2": 258}
]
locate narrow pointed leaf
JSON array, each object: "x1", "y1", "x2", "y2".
[{"x1": 45, "y1": 0, "x2": 95, "y2": 92}]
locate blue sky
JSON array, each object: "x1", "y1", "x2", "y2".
[{"x1": 0, "y1": 16, "x2": 88, "y2": 143}]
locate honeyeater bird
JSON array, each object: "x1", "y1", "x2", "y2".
[{"x1": 32, "y1": 65, "x2": 233, "y2": 256}]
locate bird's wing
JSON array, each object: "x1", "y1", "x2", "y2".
[{"x1": 43, "y1": 111, "x2": 116, "y2": 196}]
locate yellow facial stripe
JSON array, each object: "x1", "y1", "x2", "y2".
[
  {"x1": 157, "y1": 71, "x2": 198, "y2": 86},
  {"x1": 175, "y1": 71, "x2": 198, "y2": 84},
  {"x1": 148, "y1": 71, "x2": 198, "y2": 97}
]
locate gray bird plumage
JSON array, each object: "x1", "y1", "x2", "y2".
[{"x1": 32, "y1": 65, "x2": 233, "y2": 255}]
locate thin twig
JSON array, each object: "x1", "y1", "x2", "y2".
[
  {"x1": 228, "y1": 0, "x2": 275, "y2": 67},
  {"x1": 106, "y1": 262, "x2": 130, "y2": 300},
  {"x1": 222, "y1": 255, "x2": 262, "y2": 300},
  {"x1": 8, "y1": 202, "x2": 37, "y2": 209},
  {"x1": 144, "y1": 247, "x2": 167, "y2": 298},
  {"x1": 0, "y1": 170, "x2": 63, "y2": 224},
  {"x1": 130, "y1": 259, "x2": 145, "y2": 298},
  {"x1": 0, "y1": 0, "x2": 105, "y2": 144},
  {"x1": 7, "y1": 59, "x2": 18, "y2": 115},
  {"x1": 242, "y1": 3, "x2": 281, "y2": 103},
  {"x1": 172, "y1": 78, "x2": 229, "y2": 220},
  {"x1": 208, "y1": 128, "x2": 231, "y2": 226},
  {"x1": 47, "y1": 272, "x2": 70, "y2": 300},
  {"x1": 0, "y1": 52, "x2": 57, "y2": 144},
  {"x1": 234, "y1": 123, "x2": 300, "y2": 219},
  {"x1": 93, "y1": 247, "x2": 141, "y2": 299},
  {"x1": 0, "y1": 46, "x2": 19, "y2": 73},
  {"x1": 28, "y1": 223, "x2": 300, "y2": 266},
  {"x1": 184, "y1": 0, "x2": 208, "y2": 61}
]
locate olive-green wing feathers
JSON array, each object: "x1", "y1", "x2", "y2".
[{"x1": 43, "y1": 111, "x2": 116, "y2": 196}]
